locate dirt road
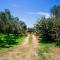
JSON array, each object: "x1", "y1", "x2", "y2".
[{"x1": 0, "y1": 34, "x2": 39, "y2": 60}]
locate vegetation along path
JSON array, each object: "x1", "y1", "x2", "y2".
[{"x1": 0, "y1": 34, "x2": 39, "y2": 60}]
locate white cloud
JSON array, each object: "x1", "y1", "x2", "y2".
[{"x1": 27, "y1": 12, "x2": 50, "y2": 18}]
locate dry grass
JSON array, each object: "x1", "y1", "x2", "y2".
[
  {"x1": 0, "y1": 34, "x2": 39, "y2": 60},
  {"x1": 37, "y1": 41, "x2": 60, "y2": 60}
]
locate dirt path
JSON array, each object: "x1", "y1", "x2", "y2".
[{"x1": 0, "y1": 34, "x2": 39, "y2": 60}]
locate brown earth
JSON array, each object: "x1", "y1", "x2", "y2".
[
  {"x1": 0, "y1": 34, "x2": 39, "y2": 60},
  {"x1": 0, "y1": 34, "x2": 60, "y2": 60}
]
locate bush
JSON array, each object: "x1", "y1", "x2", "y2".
[
  {"x1": 0, "y1": 34, "x2": 21, "y2": 48},
  {"x1": 4, "y1": 35, "x2": 18, "y2": 45}
]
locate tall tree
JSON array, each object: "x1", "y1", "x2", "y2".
[{"x1": 51, "y1": 5, "x2": 60, "y2": 18}]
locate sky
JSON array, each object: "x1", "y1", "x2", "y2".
[{"x1": 0, "y1": 0, "x2": 60, "y2": 27}]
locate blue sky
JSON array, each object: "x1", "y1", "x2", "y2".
[{"x1": 0, "y1": 0, "x2": 60, "y2": 27}]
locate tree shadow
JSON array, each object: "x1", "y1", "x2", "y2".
[{"x1": 38, "y1": 37, "x2": 56, "y2": 44}]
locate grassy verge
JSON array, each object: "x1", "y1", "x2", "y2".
[
  {"x1": 17, "y1": 35, "x2": 26, "y2": 44},
  {"x1": 38, "y1": 38, "x2": 56, "y2": 60},
  {"x1": 0, "y1": 34, "x2": 26, "y2": 53}
]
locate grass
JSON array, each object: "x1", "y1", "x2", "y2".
[
  {"x1": 17, "y1": 35, "x2": 26, "y2": 44},
  {"x1": 0, "y1": 34, "x2": 26, "y2": 53},
  {"x1": 38, "y1": 38, "x2": 56, "y2": 60}
]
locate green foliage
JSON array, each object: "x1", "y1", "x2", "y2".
[
  {"x1": 34, "y1": 17, "x2": 55, "y2": 42},
  {"x1": 51, "y1": 5, "x2": 60, "y2": 18},
  {"x1": 27, "y1": 28, "x2": 34, "y2": 33},
  {"x1": 34, "y1": 5, "x2": 60, "y2": 45},
  {"x1": 0, "y1": 9, "x2": 27, "y2": 35},
  {"x1": 0, "y1": 9, "x2": 27, "y2": 48},
  {"x1": 4, "y1": 35, "x2": 18, "y2": 45},
  {"x1": 0, "y1": 34, "x2": 23, "y2": 48}
]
